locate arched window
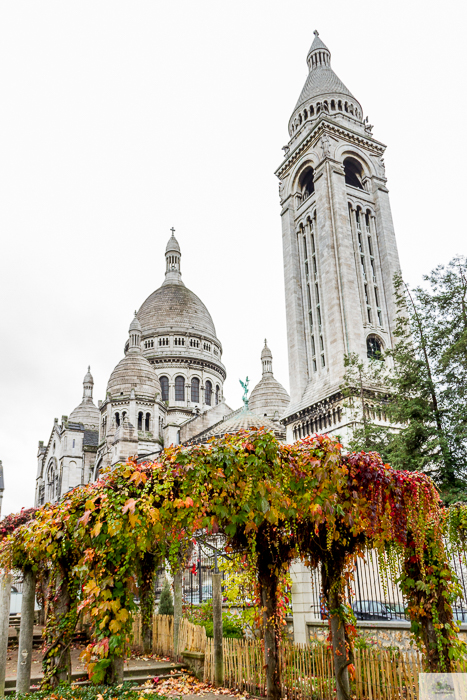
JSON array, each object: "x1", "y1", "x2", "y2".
[
  {"x1": 160, "y1": 376, "x2": 169, "y2": 402},
  {"x1": 115, "y1": 412, "x2": 120, "y2": 427},
  {"x1": 215, "y1": 385, "x2": 220, "y2": 405},
  {"x1": 344, "y1": 157, "x2": 364, "y2": 189},
  {"x1": 138, "y1": 411, "x2": 143, "y2": 431},
  {"x1": 299, "y1": 167, "x2": 315, "y2": 200},
  {"x1": 191, "y1": 377, "x2": 200, "y2": 403},
  {"x1": 175, "y1": 376, "x2": 185, "y2": 401},
  {"x1": 367, "y1": 335, "x2": 384, "y2": 360},
  {"x1": 205, "y1": 380, "x2": 212, "y2": 406},
  {"x1": 145, "y1": 413, "x2": 151, "y2": 431}
]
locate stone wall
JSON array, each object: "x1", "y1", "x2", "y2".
[{"x1": 306, "y1": 620, "x2": 467, "y2": 650}]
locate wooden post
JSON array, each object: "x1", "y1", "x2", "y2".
[
  {"x1": 212, "y1": 572, "x2": 223, "y2": 686},
  {"x1": 173, "y1": 570, "x2": 182, "y2": 659},
  {"x1": 16, "y1": 568, "x2": 37, "y2": 694},
  {"x1": 0, "y1": 573, "x2": 12, "y2": 698}
]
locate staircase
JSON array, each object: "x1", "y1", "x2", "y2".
[{"x1": 4, "y1": 661, "x2": 186, "y2": 694}]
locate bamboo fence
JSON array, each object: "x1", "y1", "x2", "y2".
[
  {"x1": 205, "y1": 638, "x2": 467, "y2": 700},
  {"x1": 132, "y1": 616, "x2": 467, "y2": 699},
  {"x1": 131, "y1": 613, "x2": 206, "y2": 659}
]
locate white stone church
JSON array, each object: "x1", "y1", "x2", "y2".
[{"x1": 35, "y1": 25, "x2": 403, "y2": 578}]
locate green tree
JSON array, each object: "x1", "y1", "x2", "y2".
[
  {"x1": 342, "y1": 261, "x2": 467, "y2": 497},
  {"x1": 341, "y1": 352, "x2": 392, "y2": 459},
  {"x1": 158, "y1": 579, "x2": 174, "y2": 616}
]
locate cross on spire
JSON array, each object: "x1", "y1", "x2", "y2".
[{"x1": 170, "y1": 227, "x2": 175, "y2": 236}]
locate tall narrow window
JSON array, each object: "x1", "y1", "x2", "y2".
[
  {"x1": 175, "y1": 376, "x2": 185, "y2": 401},
  {"x1": 138, "y1": 412, "x2": 143, "y2": 431},
  {"x1": 160, "y1": 376, "x2": 169, "y2": 402},
  {"x1": 215, "y1": 385, "x2": 220, "y2": 405},
  {"x1": 145, "y1": 413, "x2": 150, "y2": 431},
  {"x1": 205, "y1": 380, "x2": 212, "y2": 406},
  {"x1": 115, "y1": 412, "x2": 120, "y2": 427},
  {"x1": 191, "y1": 377, "x2": 200, "y2": 402}
]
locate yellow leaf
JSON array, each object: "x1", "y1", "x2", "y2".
[
  {"x1": 91, "y1": 521, "x2": 102, "y2": 538},
  {"x1": 129, "y1": 512, "x2": 139, "y2": 528},
  {"x1": 85, "y1": 500, "x2": 95, "y2": 512},
  {"x1": 109, "y1": 619, "x2": 121, "y2": 633},
  {"x1": 117, "y1": 608, "x2": 129, "y2": 623}
]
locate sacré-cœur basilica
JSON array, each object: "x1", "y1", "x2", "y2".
[{"x1": 35, "y1": 31, "x2": 402, "y2": 510}]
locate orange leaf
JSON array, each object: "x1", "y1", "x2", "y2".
[
  {"x1": 185, "y1": 496, "x2": 194, "y2": 507},
  {"x1": 79, "y1": 510, "x2": 92, "y2": 526},
  {"x1": 122, "y1": 498, "x2": 136, "y2": 514}
]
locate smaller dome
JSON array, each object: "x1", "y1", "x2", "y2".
[
  {"x1": 249, "y1": 375, "x2": 290, "y2": 420},
  {"x1": 107, "y1": 354, "x2": 161, "y2": 400},
  {"x1": 189, "y1": 408, "x2": 286, "y2": 444},
  {"x1": 249, "y1": 341, "x2": 290, "y2": 420},
  {"x1": 129, "y1": 312, "x2": 141, "y2": 333},
  {"x1": 69, "y1": 400, "x2": 100, "y2": 426},
  {"x1": 83, "y1": 366, "x2": 93, "y2": 384},
  {"x1": 166, "y1": 232, "x2": 181, "y2": 254}
]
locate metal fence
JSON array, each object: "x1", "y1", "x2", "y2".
[
  {"x1": 307, "y1": 545, "x2": 467, "y2": 623},
  {"x1": 154, "y1": 536, "x2": 226, "y2": 608}
]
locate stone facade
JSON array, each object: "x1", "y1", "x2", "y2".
[
  {"x1": 35, "y1": 370, "x2": 99, "y2": 506},
  {"x1": 277, "y1": 31, "x2": 402, "y2": 443}
]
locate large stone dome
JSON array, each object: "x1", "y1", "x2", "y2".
[
  {"x1": 107, "y1": 354, "x2": 161, "y2": 400},
  {"x1": 138, "y1": 283, "x2": 217, "y2": 339}
]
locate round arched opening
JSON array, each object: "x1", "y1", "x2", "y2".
[
  {"x1": 344, "y1": 157, "x2": 364, "y2": 189},
  {"x1": 299, "y1": 167, "x2": 315, "y2": 200},
  {"x1": 367, "y1": 334, "x2": 384, "y2": 360}
]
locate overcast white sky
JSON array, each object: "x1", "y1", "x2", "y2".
[{"x1": 0, "y1": 0, "x2": 466, "y2": 517}]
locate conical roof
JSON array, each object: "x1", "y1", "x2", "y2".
[
  {"x1": 166, "y1": 232, "x2": 181, "y2": 254},
  {"x1": 249, "y1": 341, "x2": 290, "y2": 420},
  {"x1": 289, "y1": 31, "x2": 362, "y2": 133},
  {"x1": 106, "y1": 353, "x2": 161, "y2": 400}
]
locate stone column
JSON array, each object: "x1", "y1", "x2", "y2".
[
  {"x1": 0, "y1": 573, "x2": 12, "y2": 697},
  {"x1": 16, "y1": 569, "x2": 36, "y2": 694}
]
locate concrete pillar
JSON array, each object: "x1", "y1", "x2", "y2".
[
  {"x1": 16, "y1": 569, "x2": 36, "y2": 694},
  {"x1": 212, "y1": 572, "x2": 223, "y2": 687},
  {"x1": 173, "y1": 571, "x2": 182, "y2": 659},
  {"x1": 0, "y1": 573, "x2": 12, "y2": 697}
]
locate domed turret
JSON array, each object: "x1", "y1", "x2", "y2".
[
  {"x1": 69, "y1": 367, "x2": 100, "y2": 427},
  {"x1": 107, "y1": 317, "x2": 161, "y2": 401},
  {"x1": 249, "y1": 341, "x2": 290, "y2": 421}
]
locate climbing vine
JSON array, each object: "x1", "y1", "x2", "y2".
[{"x1": 1, "y1": 430, "x2": 465, "y2": 699}]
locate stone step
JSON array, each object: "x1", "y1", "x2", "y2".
[{"x1": 4, "y1": 665, "x2": 187, "y2": 694}]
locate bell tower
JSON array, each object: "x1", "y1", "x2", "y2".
[{"x1": 277, "y1": 31, "x2": 402, "y2": 442}]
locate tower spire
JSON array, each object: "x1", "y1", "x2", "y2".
[
  {"x1": 261, "y1": 339, "x2": 273, "y2": 375},
  {"x1": 128, "y1": 313, "x2": 142, "y2": 353},
  {"x1": 83, "y1": 366, "x2": 94, "y2": 400},
  {"x1": 163, "y1": 228, "x2": 183, "y2": 285}
]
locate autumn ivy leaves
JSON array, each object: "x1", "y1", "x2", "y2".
[{"x1": 0, "y1": 428, "x2": 464, "y2": 687}]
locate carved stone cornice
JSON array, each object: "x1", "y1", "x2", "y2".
[
  {"x1": 275, "y1": 116, "x2": 386, "y2": 181},
  {"x1": 281, "y1": 391, "x2": 344, "y2": 426}
]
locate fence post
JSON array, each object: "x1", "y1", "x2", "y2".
[
  {"x1": 16, "y1": 568, "x2": 36, "y2": 694},
  {"x1": 212, "y1": 566, "x2": 223, "y2": 686},
  {"x1": 0, "y1": 573, "x2": 12, "y2": 698},
  {"x1": 173, "y1": 570, "x2": 182, "y2": 659}
]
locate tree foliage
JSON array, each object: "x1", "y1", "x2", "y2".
[
  {"x1": 158, "y1": 579, "x2": 174, "y2": 616},
  {"x1": 342, "y1": 258, "x2": 467, "y2": 499}
]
